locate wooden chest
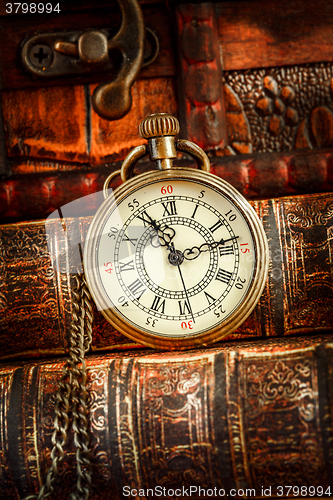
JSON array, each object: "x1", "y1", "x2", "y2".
[{"x1": 2, "y1": 0, "x2": 333, "y2": 219}]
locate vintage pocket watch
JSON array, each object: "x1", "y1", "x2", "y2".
[{"x1": 84, "y1": 113, "x2": 269, "y2": 349}]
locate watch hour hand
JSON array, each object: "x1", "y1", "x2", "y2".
[
  {"x1": 137, "y1": 212, "x2": 176, "y2": 247},
  {"x1": 183, "y1": 236, "x2": 239, "y2": 260},
  {"x1": 151, "y1": 223, "x2": 176, "y2": 248},
  {"x1": 159, "y1": 224, "x2": 176, "y2": 247}
]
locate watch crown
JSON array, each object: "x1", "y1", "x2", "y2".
[{"x1": 139, "y1": 113, "x2": 180, "y2": 139}]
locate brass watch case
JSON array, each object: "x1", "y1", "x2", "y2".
[{"x1": 84, "y1": 167, "x2": 269, "y2": 350}]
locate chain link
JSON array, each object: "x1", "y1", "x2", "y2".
[{"x1": 25, "y1": 272, "x2": 94, "y2": 500}]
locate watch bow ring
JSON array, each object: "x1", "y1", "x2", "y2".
[{"x1": 84, "y1": 113, "x2": 269, "y2": 349}]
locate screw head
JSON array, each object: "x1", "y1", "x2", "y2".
[{"x1": 29, "y1": 44, "x2": 53, "y2": 68}]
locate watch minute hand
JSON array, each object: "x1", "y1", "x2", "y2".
[
  {"x1": 183, "y1": 236, "x2": 239, "y2": 260},
  {"x1": 169, "y1": 243, "x2": 195, "y2": 324}
]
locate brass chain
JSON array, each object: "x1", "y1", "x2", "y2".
[{"x1": 25, "y1": 271, "x2": 94, "y2": 500}]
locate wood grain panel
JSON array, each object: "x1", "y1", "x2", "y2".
[
  {"x1": 1, "y1": 76, "x2": 178, "y2": 167},
  {"x1": 217, "y1": 0, "x2": 333, "y2": 70},
  {"x1": 1, "y1": 85, "x2": 88, "y2": 163},
  {"x1": 90, "y1": 76, "x2": 178, "y2": 164}
]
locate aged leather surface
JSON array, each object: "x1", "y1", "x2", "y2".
[
  {"x1": 0, "y1": 334, "x2": 332, "y2": 498},
  {"x1": 2, "y1": 149, "x2": 333, "y2": 221},
  {"x1": 1, "y1": 191, "x2": 333, "y2": 360}
]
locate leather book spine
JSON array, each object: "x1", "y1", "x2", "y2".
[
  {"x1": 1, "y1": 191, "x2": 333, "y2": 360},
  {"x1": 1, "y1": 335, "x2": 333, "y2": 498},
  {"x1": 1, "y1": 151, "x2": 333, "y2": 221}
]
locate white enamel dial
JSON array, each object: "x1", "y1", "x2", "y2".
[{"x1": 84, "y1": 170, "x2": 268, "y2": 349}]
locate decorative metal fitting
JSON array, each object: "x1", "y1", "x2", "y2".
[
  {"x1": 54, "y1": 30, "x2": 110, "y2": 66},
  {"x1": 114, "y1": 113, "x2": 210, "y2": 185},
  {"x1": 21, "y1": 0, "x2": 159, "y2": 121},
  {"x1": 140, "y1": 113, "x2": 180, "y2": 169}
]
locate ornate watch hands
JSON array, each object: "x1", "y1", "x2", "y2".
[
  {"x1": 137, "y1": 214, "x2": 195, "y2": 323},
  {"x1": 139, "y1": 212, "x2": 238, "y2": 326},
  {"x1": 183, "y1": 236, "x2": 239, "y2": 261},
  {"x1": 155, "y1": 224, "x2": 176, "y2": 247},
  {"x1": 137, "y1": 212, "x2": 176, "y2": 247}
]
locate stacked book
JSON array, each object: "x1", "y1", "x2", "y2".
[{"x1": 1, "y1": 174, "x2": 333, "y2": 498}]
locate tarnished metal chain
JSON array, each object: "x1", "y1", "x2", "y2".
[
  {"x1": 69, "y1": 273, "x2": 93, "y2": 500},
  {"x1": 25, "y1": 271, "x2": 94, "y2": 500}
]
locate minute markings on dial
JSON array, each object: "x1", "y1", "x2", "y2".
[{"x1": 113, "y1": 194, "x2": 241, "y2": 321}]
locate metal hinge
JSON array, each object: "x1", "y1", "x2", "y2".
[{"x1": 21, "y1": 0, "x2": 159, "y2": 121}]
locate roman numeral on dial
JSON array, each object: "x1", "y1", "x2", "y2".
[
  {"x1": 178, "y1": 299, "x2": 191, "y2": 315},
  {"x1": 123, "y1": 233, "x2": 137, "y2": 247},
  {"x1": 150, "y1": 295, "x2": 166, "y2": 313},
  {"x1": 119, "y1": 259, "x2": 135, "y2": 272},
  {"x1": 162, "y1": 201, "x2": 177, "y2": 217},
  {"x1": 127, "y1": 279, "x2": 146, "y2": 300},
  {"x1": 204, "y1": 291, "x2": 216, "y2": 305},
  {"x1": 209, "y1": 220, "x2": 224, "y2": 233},
  {"x1": 137, "y1": 210, "x2": 153, "y2": 227},
  {"x1": 215, "y1": 268, "x2": 233, "y2": 284},
  {"x1": 219, "y1": 245, "x2": 234, "y2": 256}
]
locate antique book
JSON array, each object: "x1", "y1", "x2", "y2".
[
  {"x1": 1, "y1": 334, "x2": 333, "y2": 499},
  {"x1": 1, "y1": 150, "x2": 333, "y2": 221},
  {"x1": 1, "y1": 190, "x2": 333, "y2": 361}
]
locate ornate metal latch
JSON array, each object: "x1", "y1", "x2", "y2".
[{"x1": 21, "y1": 0, "x2": 157, "y2": 121}]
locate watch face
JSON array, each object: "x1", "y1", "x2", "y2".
[{"x1": 84, "y1": 169, "x2": 268, "y2": 349}]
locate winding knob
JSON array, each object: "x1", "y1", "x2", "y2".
[
  {"x1": 138, "y1": 113, "x2": 179, "y2": 169},
  {"x1": 139, "y1": 113, "x2": 180, "y2": 139},
  {"x1": 120, "y1": 111, "x2": 210, "y2": 181}
]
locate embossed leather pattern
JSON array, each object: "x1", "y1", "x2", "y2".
[
  {"x1": 1, "y1": 192, "x2": 333, "y2": 360},
  {"x1": 1, "y1": 334, "x2": 332, "y2": 497}
]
